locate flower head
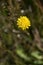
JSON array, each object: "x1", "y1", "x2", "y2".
[{"x1": 17, "y1": 16, "x2": 31, "y2": 30}]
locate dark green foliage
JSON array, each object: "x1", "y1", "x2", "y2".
[{"x1": 0, "y1": 0, "x2": 43, "y2": 65}]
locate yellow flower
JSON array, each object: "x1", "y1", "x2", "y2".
[{"x1": 17, "y1": 16, "x2": 31, "y2": 30}]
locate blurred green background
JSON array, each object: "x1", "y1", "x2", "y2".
[{"x1": 0, "y1": 0, "x2": 43, "y2": 65}]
